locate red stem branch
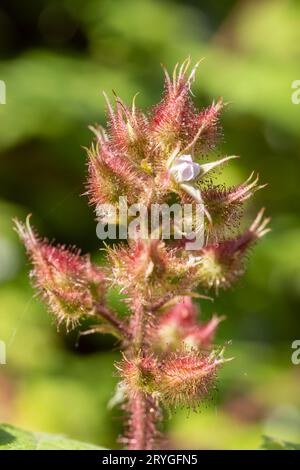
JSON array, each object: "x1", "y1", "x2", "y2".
[{"x1": 94, "y1": 303, "x2": 130, "y2": 339}]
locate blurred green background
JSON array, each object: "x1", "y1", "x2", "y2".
[{"x1": 0, "y1": 0, "x2": 300, "y2": 449}]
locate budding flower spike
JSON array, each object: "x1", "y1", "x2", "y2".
[{"x1": 16, "y1": 59, "x2": 270, "y2": 450}]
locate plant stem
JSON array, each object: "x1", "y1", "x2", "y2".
[
  {"x1": 131, "y1": 298, "x2": 146, "y2": 352},
  {"x1": 127, "y1": 391, "x2": 159, "y2": 450},
  {"x1": 127, "y1": 391, "x2": 147, "y2": 450},
  {"x1": 94, "y1": 303, "x2": 130, "y2": 339},
  {"x1": 126, "y1": 298, "x2": 159, "y2": 450}
]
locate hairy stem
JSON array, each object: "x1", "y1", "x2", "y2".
[
  {"x1": 94, "y1": 303, "x2": 130, "y2": 339},
  {"x1": 131, "y1": 298, "x2": 146, "y2": 352},
  {"x1": 127, "y1": 392, "x2": 160, "y2": 450},
  {"x1": 126, "y1": 298, "x2": 160, "y2": 449}
]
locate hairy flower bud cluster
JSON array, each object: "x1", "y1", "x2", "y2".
[
  {"x1": 117, "y1": 347, "x2": 230, "y2": 409},
  {"x1": 108, "y1": 239, "x2": 198, "y2": 305}
]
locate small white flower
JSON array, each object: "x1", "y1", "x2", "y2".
[
  {"x1": 169, "y1": 154, "x2": 201, "y2": 183},
  {"x1": 169, "y1": 153, "x2": 239, "y2": 205}
]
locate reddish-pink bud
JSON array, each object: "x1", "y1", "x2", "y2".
[
  {"x1": 203, "y1": 173, "x2": 267, "y2": 240},
  {"x1": 196, "y1": 209, "x2": 271, "y2": 290},
  {"x1": 153, "y1": 297, "x2": 223, "y2": 351},
  {"x1": 15, "y1": 216, "x2": 106, "y2": 329},
  {"x1": 86, "y1": 141, "x2": 149, "y2": 207},
  {"x1": 104, "y1": 93, "x2": 149, "y2": 162},
  {"x1": 150, "y1": 60, "x2": 222, "y2": 156},
  {"x1": 156, "y1": 348, "x2": 228, "y2": 408}
]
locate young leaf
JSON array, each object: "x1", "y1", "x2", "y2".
[
  {"x1": 261, "y1": 435, "x2": 300, "y2": 451},
  {"x1": 0, "y1": 424, "x2": 106, "y2": 451}
]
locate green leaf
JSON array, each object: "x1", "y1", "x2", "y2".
[
  {"x1": 261, "y1": 435, "x2": 300, "y2": 450},
  {"x1": 0, "y1": 424, "x2": 106, "y2": 450}
]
